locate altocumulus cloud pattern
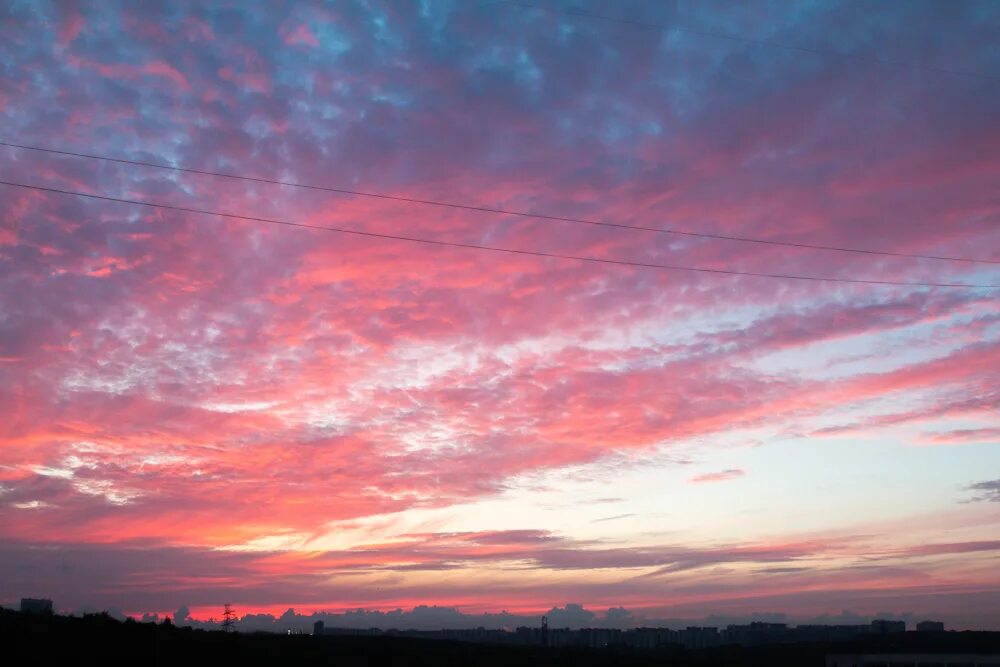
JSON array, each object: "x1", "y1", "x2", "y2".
[{"x1": 0, "y1": 0, "x2": 998, "y2": 628}]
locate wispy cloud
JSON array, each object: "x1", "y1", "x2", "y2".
[
  {"x1": 591, "y1": 513, "x2": 637, "y2": 523},
  {"x1": 688, "y1": 469, "x2": 746, "y2": 484}
]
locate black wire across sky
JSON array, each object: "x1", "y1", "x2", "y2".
[
  {"x1": 1, "y1": 180, "x2": 997, "y2": 289},
  {"x1": 1, "y1": 140, "x2": 997, "y2": 266}
]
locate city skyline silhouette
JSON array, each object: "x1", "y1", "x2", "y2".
[{"x1": 1, "y1": 0, "x2": 998, "y2": 643}]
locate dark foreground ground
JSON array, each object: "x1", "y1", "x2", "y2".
[{"x1": 3, "y1": 608, "x2": 999, "y2": 666}]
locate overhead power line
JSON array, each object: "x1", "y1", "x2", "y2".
[
  {"x1": 1, "y1": 180, "x2": 996, "y2": 290},
  {"x1": 497, "y1": 1, "x2": 1000, "y2": 83},
  {"x1": 1, "y1": 140, "x2": 996, "y2": 266}
]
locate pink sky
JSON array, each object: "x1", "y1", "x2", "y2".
[{"x1": 0, "y1": 0, "x2": 998, "y2": 628}]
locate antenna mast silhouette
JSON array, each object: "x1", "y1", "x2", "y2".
[{"x1": 222, "y1": 604, "x2": 236, "y2": 632}]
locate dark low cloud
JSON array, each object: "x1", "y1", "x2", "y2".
[
  {"x1": 903, "y1": 540, "x2": 1000, "y2": 557},
  {"x1": 4, "y1": 530, "x2": 998, "y2": 623},
  {"x1": 967, "y1": 479, "x2": 1000, "y2": 503},
  {"x1": 591, "y1": 513, "x2": 636, "y2": 523}
]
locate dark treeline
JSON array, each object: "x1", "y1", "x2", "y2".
[{"x1": 3, "y1": 608, "x2": 999, "y2": 667}]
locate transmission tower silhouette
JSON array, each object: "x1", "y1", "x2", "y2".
[{"x1": 221, "y1": 604, "x2": 236, "y2": 632}]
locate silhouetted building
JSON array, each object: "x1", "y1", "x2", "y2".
[
  {"x1": 297, "y1": 617, "x2": 986, "y2": 652},
  {"x1": 578, "y1": 628, "x2": 621, "y2": 648},
  {"x1": 916, "y1": 620, "x2": 945, "y2": 632},
  {"x1": 624, "y1": 627, "x2": 671, "y2": 649},
  {"x1": 678, "y1": 626, "x2": 720, "y2": 649},
  {"x1": 723, "y1": 622, "x2": 789, "y2": 646},
  {"x1": 871, "y1": 619, "x2": 906, "y2": 634},
  {"x1": 794, "y1": 624, "x2": 872, "y2": 642},
  {"x1": 20, "y1": 598, "x2": 53, "y2": 614},
  {"x1": 827, "y1": 654, "x2": 1000, "y2": 666},
  {"x1": 546, "y1": 628, "x2": 575, "y2": 648}
]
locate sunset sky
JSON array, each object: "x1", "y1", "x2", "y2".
[{"x1": 1, "y1": 1, "x2": 999, "y2": 629}]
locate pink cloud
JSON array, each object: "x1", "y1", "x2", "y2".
[
  {"x1": 284, "y1": 24, "x2": 319, "y2": 47},
  {"x1": 216, "y1": 66, "x2": 271, "y2": 94},
  {"x1": 67, "y1": 56, "x2": 190, "y2": 91},
  {"x1": 688, "y1": 469, "x2": 747, "y2": 484},
  {"x1": 142, "y1": 60, "x2": 191, "y2": 91},
  {"x1": 918, "y1": 428, "x2": 1000, "y2": 445},
  {"x1": 57, "y1": 12, "x2": 83, "y2": 47}
]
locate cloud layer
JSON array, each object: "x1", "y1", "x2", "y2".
[{"x1": 0, "y1": 0, "x2": 998, "y2": 626}]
